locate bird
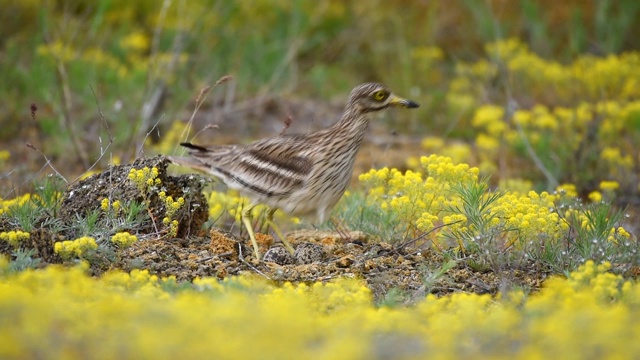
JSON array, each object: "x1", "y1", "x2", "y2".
[{"x1": 169, "y1": 83, "x2": 419, "y2": 260}]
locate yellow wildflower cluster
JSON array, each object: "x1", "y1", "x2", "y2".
[
  {"x1": 588, "y1": 191, "x2": 603, "y2": 203},
  {"x1": 110, "y1": 232, "x2": 138, "y2": 249},
  {"x1": 600, "y1": 146, "x2": 634, "y2": 174},
  {"x1": 37, "y1": 35, "x2": 188, "y2": 81},
  {"x1": 489, "y1": 191, "x2": 567, "y2": 244},
  {"x1": 37, "y1": 41, "x2": 126, "y2": 78},
  {"x1": 466, "y1": 38, "x2": 640, "y2": 102},
  {"x1": 527, "y1": 261, "x2": 625, "y2": 320},
  {"x1": 588, "y1": 180, "x2": 621, "y2": 203},
  {"x1": 128, "y1": 166, "x2": 161, "y2": 194},
  {"x1": 563, "y1": 207, "x2": 608, "y2": 236},
  {"x1": 1, "y1": 261, "x2": 640, "y2": 358},
  {"x1": 420, "y1": 154, "x2": 479, "y2": 184},
  {"x1": 100, "y1": 198, "x2": 109, "y2": 211},
  {"x1": 119, "y1": 31, "x2": 150, "y2": 53},
  {"x1": 0, "y1": 231, "x2": 30, "y2": 247},
  {"x1": 411, "y1": 45, "x2": 444, "y2": 63},
  {"x1": 443, "y1": 39, "x2": 640, "y2": 190},
  {"x1": 408, "y1": 137, "x2": 473, "y2": 171},
  {"x1": 128, "y1": 166, "x2": 188, "y2": 237},
  {"x1": 53, "y1": 237, "x2": 98, "y2": 260},
  {"x1": 608, "y1": 227, "x2": 632, "y2": 243},
  {"x1": 36, "y1": 41, "x2": 75, "y2": 62},
  {"x1": 599, "y1": 180, "x2": 620, "y2": 192},
  {"x1": 159, "y1": 192, "x2": 184, "y2": 219},
  {"x1": 555, "y1": 183, "x2": 578, "y2": 198},
  {"x1": 161, "y1": 217, "x2": 179, "y2": 237},
  {"x1": 158, "y1": 191, "x2": 184, "y2": 237},
  {"x1": 360, "y1": 155, "x2": 477, "y2": 232},
  {"x1": 554, "y1": 188, "x2": 632, "y2": 246},
  {"x1": 569, "y1": 208, "x2": 632, "y2": 244},
  {"x1": 472, "y1": 101, "x2": 640, "y2": 172},
  {"x1": 0, "y1": 194, "x2": 31, "y2": 216},
  {"x1": 100, "y1": 198, "x2": 122, "y2": 214},
  {"x1": 361, "y1": 156, "x2": 571, "y2": 247}
]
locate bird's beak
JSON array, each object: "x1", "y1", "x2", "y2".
[{"x1": 389, "y1": 94, "x2": 420, "y2": 108}]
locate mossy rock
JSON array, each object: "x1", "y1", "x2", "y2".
[{"x1": 58, "y1": 156, "x2": 209, "y2": 238}]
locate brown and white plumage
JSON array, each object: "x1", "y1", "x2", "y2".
[{"x1": 169, "y1": 83, "x2": 419, "y2": 259}]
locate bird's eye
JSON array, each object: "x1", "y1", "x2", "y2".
[{"x1": 372, "y1": 90, "x2": 387, "y2": 101}]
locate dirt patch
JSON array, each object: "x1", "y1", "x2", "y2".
[
  {"x1": 3, "y1": 157, "x2": 551, "y2": 303},
  {"x1": 116, "y1": 227, "x2": 551, "y2": 302}
]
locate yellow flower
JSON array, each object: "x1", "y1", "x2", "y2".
[
  {"x1": 101, "y1": 198, "x2": 110, "y2": 211},
  {"x1": 111, "y1": 232, "x2": 138, "y2": 249},
  {"x1": 0, "y1": 194, "x2": 31, "y2": 216},
  {"x1": 476, "y1": 133, "x2": 500, "y2": 152},
  {"x1": 0, "y1": 150, "x2": 9, "y2": 162},
  {"x1": 599, "y1": 181, "x2": 620, "y2": 192},
  {"x1": 120, "y1": 31, "x2": 150, "y2": 52},
  {"x1": 36, "y1": 40, "x2": 76, "y2": 61},
  {"x1": 54, "y1": 237, "x2": 98, "y2": 260},
  {"x1": 588, "y1": 191, "x2": 602, "y2": 203},
  {"x1": 556, "y1": 183, "x2": 578, "y2": 198},
  {"x1": 0, "y1": 230, "x2": 30, "y2": 247},
  {"x1": 616, "y1": 227, "x2": 631, "y2": 239},
  {"x1": 472, "y1": 105, "x2": 505, "y2": 131},
  {"x1": 411, "y1": 46, "x2": 444, "y2": 61},
  {"x1": 129, "y1": 167, "x2": 161, "y2": 194},
  {"x1": 421, "y1": 136, "x2": 445, "y2": 150},
  {"x1": 0, "y1": 259, "x2": 638, "y2": 358}
]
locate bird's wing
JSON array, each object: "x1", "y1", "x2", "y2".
[
  {"x1": 243, "y1": 135, "x2": 315, "y2": 177},
  {"x1": 171, "y1": 138, "x2": 314, "y2": 199},
  {"x1": 227, "y1": 135, "x2": 314, "y2": 198}
]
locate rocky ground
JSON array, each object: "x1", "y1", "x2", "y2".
[
  {"x1": 2, "y1": 156, "x2": 550, "y2": 303},
  {"x1": 121, "y1": 227, "x2": 550, "y2": 302}
]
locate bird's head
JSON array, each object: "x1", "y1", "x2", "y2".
[{"x1": 347, "y1": 83, "x2": 419, "y2": 113}]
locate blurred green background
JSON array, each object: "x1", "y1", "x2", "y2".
[{"x1": 1, "y1": 0, "x2": 640, "y2": 200}]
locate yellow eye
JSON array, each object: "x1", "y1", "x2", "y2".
[{"x1": 373, "y1": 90, "x2": 387, "y2": 101}]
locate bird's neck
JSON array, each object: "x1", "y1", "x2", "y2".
[{"x1": 331, "y1": 107, "x2": 371, "y2": 137}]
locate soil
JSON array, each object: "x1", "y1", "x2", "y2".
[
  {"x1": 120, "y1": 227, "x2": 550, "y2": 302},
  {"x1": 1, "y1": 156, "x2": 552, "y2": 302}
]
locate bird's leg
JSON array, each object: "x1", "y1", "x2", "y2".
[
  {"x1": 330, "y1": 216, "x2": 351, "y2": 241},
  {"x1": 241, "y1": 206, "x2": 261, "y2": 260},
  {"x1": 265, "y1": 208, "x2": 295, "y2": 255}
]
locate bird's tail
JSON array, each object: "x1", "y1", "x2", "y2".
[
  {"x1": 167, "y1": 155, "x2": 213, "y2": 174},
  {"x1": 169, "y1": 142, "x2": 238, "y2": 173},
  {"x1": 179, "y1": 142, "x2": 209, "y2": 152}
]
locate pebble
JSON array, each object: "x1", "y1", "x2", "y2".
[
  {"x1": 294, "y1": 242, "x2": 326, "y2": 264},
  {"x1": 263, "y1": 246, "x2": 295, "y2": 265}
]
